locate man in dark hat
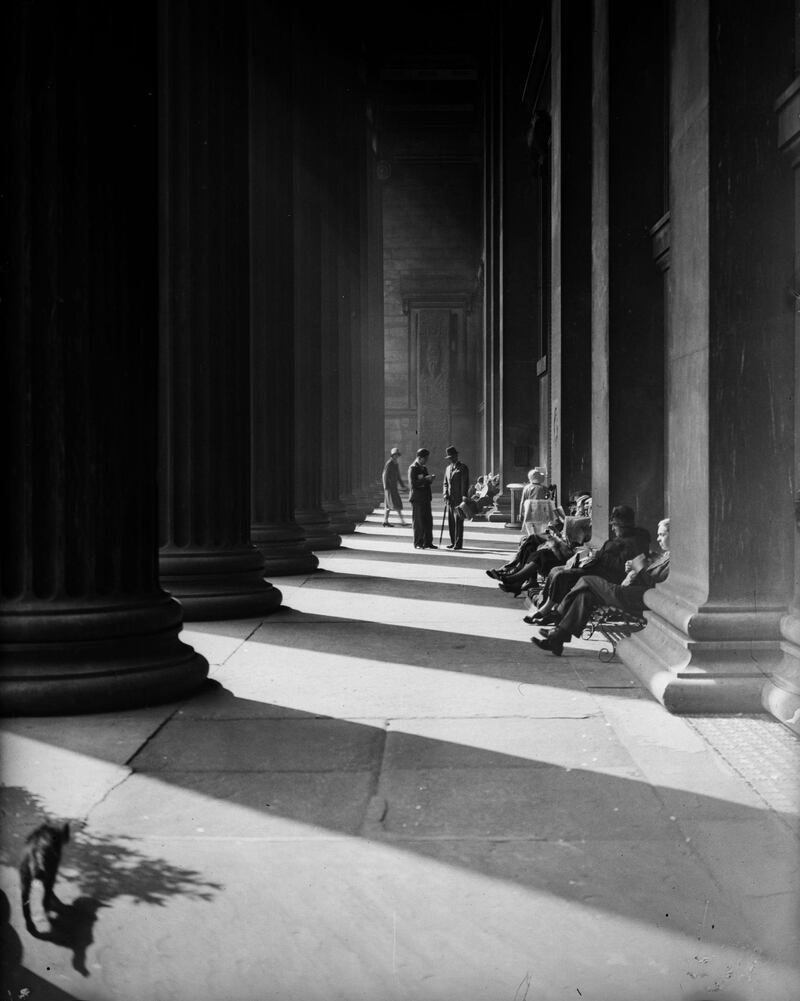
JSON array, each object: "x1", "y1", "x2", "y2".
[
  {"x1": 408, "y1": 448, "x2": 436, "y2": 549},
  {"x1": 442, "y1": 446, "x2": 470, "y2": 550}
]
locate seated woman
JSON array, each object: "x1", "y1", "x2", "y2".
[
  {"x1": 531, "y1": 518, "x2": 670, "y2": 656},
  {"x1": 525, "y1": 506, "x2": 649, "y2": 624},
  {"x1": 486, "y1": 519, "x2": 562, "y2": 581},
  {"x1": 496, "y1": 515, "x2": 592, "y2": 597}
]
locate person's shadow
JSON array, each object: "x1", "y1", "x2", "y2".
[{"x1": 26, "y1": 895, "x2": 106, "y2": 977}]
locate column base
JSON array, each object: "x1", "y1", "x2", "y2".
[
  {"x1": 0, "y1": 593, "x2": 208, "y2": 716},
  {"x1": 616, "y1": 590, "x2": 781, "y2": 714},
  {"x1": 760, "y1": 611, "x2": 800, "y2": 734},
  {"x1": 159, "y1": 545, "x2": 282, "y2": 621},
  {"x1": 322, "y1": 499, "x2": 357, "y2": 536},
  {"x1": 294, "y1": 509, "x2": 341, "y2": 551},
  {"x1": 340, "y1": 491, "x2": 372, "y2": 525},
  {"x1": 251, "y1": 521, "x2": 319, "y2": 576}
]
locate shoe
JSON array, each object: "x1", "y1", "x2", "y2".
[
  {"x1": 522, "y1": 614, "x2": 538, "y2": 625},
  {"x1": 453, "y1": 545, "x2": 462, "y2": 550},
  {"x1": 531, "y1": 633, "x2": 564, "y2": 656},
  {"x1": 446, "y1": 544, "x2": 455, "y2": 549},
  {"x1": 414, "y1": 544, "x2": 423, "y2": 549},
  {"x1": 382, "y1": 522, "x2": 393, "y2": 527},
  {"x1": 486, "y1": 569, "x2": 500, "y2": 579},
  {"x1": 424, "y1": 544, "x2": 438, "y2": 549},
  {"x1": 499, "y1": 582, "x2": 521, "y2": 596}
]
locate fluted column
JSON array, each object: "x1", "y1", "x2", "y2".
[
  {"x1": 764, "y1": 45, "x2": 800, "y2": 733},
  {"x1": 292, "y1": 17, "x2": 341, "y2": 550},
  {"x1": 319, "y1": 48, "x2": 357, "y2": 535},
  {"x1": 158, "y1": 0, "x2": 282, "y2": 617},
  {"x1": 365, "y1": 103, "x2": 387, "y2": 506},
  {"x1": 1, "y1": 1, "x2": 207, "y2": 714},
  {"x1": 341, "y1": 70, "x2": 373, "y2": 521},
  {"x1": 617, "y1": 0, "x2": 795, "y2": 712},
  {"x1": 248, "y1": 2, "x2": 318, "y2": 575}
]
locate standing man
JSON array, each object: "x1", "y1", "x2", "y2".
[
  {"x1": 381, "y1": 446, "x2": 407, "y2": 527},
  {"x1": 408, "y1": 448, "x2": 436, "y2": 549},
  {"x1": 442, "y1": 445, "x2": 470, "y2": 550}
]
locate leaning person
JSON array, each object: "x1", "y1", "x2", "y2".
[{"x1": 532, "y1": 518, "x2": 671, "y2": 656}]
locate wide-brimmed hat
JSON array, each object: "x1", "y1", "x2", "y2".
[
  {"x1": 390, "y1": 447, "x2": 401, "y2": 456},
  {"x1": 529, "y1": 467, "x2": 546, "y2": 484},
  {"x1": 416, "y1": 448, "x2": 430, "y2": 458},
  {"x1": 444, "y1": 445, "x2": 458, "y2": 458}
]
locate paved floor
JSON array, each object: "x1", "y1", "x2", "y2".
[{"x1": 1, "y1": 509, "x2": 799, "y2": 1001}]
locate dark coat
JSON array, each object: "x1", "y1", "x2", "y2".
[
  {"x1": 443, "y1": 461, "x2": 470, "y2": 506},
  {"x1": 408, "y1": 460, "x2": 432, "y2": 502}
]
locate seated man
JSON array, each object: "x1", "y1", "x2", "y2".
[
  {"x1": 531, "y1": 518, "x2": 670, "y2": 656},
  {"x1": 525, "y1": 505, "x2": 649, "y2": 623}
]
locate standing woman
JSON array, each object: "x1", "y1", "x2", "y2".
[{"x1": 381, "y1": 447, "x2": 407, "y2": 527}]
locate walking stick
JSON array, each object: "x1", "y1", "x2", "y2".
[{"x1": 438, "y1": 504, "x2": 447, "y2": 545}]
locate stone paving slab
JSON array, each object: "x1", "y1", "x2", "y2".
[
  {"x1": 0, "y1": 706, "x2": 178, "y2": 766},
  {"x1": 130, "y1": 717, "x2": 385, "y2": 773},
  {"x1": 380, "y1": 716, "x2": 638, "y2": 772},
  {"x1": 87, "y1": 770, "x2": 375, "y2": 838},
  {"x1": 369, "y1": 765, "x2": 670, "y2": 841}
]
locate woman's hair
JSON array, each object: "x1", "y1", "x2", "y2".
[{"x1": 658, "y1": 517, "x2": 670, "y2": 532}]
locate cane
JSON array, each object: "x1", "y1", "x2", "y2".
[{"x1": 438, "y1": 504, "x2": 447, "y2": 546}]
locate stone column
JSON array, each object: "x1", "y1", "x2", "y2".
[
  {"x1": 292, "y1": 17, "x2": 342, "y2": 549},
  {"x1": 345, "y1": 71, "x2": 375, "y2": 518},
  {"x1": 1, "y1": 2, "x2": 207, "y2": 714},
  {"x1": 617, "y1": 0, "x2": 795, "y2": 712},
  {"x1": 552, "y1": 0, "x2": 592, "y2": 510},
  {"x1": 366, "y1": 103, "x2": 387, "y2": 506},
  {"x1": 248, "y1": 2, "x2": 318, "y2": 575},
  {"x1": 319, "y1": 50, "x2": 356, "y2": 535},
  {"x1": 335, "y1": 66, "x2": 372, "y2": 524},
  {"x1": 158, "y1": 0, "x2": 282, "y2": 618},
  {"x1": 764, "y1": 20, "x2": 800, "y2": 733}
]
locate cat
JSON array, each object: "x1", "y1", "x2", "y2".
[{"x1": 19, "y1": 821, "x2": 70, "y2": 933}]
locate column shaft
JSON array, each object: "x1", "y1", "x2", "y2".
[
  {"x1": 292, "y1": 17, "x2": 342, "y2": 549},
  {"x1": 1, "y1": 1, "x2": 207, "y2": 713},
  {"x1": 158, "y1": 0, "x2": 282, "y2": 617},
  {"x1": 248, "y1": 2, "x2": 318, "y2": 574}
]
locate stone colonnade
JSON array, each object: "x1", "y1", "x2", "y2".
[
  {"x1": 1, "y1": 1, "x2": 384, "y2": 714},
  {"x1": 531, "y1": 0, "x2": 797, "y2": 723}
]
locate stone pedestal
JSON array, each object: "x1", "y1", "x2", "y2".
[
  {"x1": 248, "y1": 1, "x2": 318, "y2": 575},
  {"x1": 158, "y1": 0, "x2": 282, "y2": 617},
  {"x1": 1, "y1": 3, "x2": 207, "y2": 714},
  {"x1": 617, "y1": 0, "x2": 795, "y2": 713}
]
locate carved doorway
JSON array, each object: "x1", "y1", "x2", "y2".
[{"x1": 408, "y1": 298, "x2": 470, "y2": 472}]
